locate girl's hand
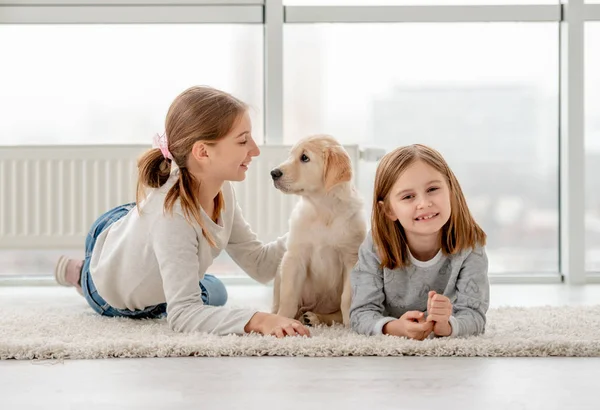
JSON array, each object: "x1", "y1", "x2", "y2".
[
  {"x1": 383, "y1": 311, "x2": 434, "y2": 340},
  {"x1": 244, "y1": 312, "x2": 311, "y2": 338},
  {"x1": 427, "y1": 291, "x2": 453, "y2": 337}
]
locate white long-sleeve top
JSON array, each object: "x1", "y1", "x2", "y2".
[{"x1": 89, "y1": 169, "x2": 286, "y2": 335}]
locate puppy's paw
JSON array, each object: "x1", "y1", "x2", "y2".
[{"x1": 301, "y1": 311, "x2": 321, "y2": 327}]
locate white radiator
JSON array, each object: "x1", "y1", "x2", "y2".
[{"x1": 0, "y1": 144, "x2": 361, "y2": 248}]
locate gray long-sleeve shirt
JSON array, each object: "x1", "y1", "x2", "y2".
[{"x1": 350, "y1": 232, "x2": 489, "y2": 338}]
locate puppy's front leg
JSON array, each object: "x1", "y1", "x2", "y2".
[
  {"x1": 276, "y1": 252, "x2": 306, "y2": 319},
  {"x1": 302, "y1": 311, "x2": 342, "y2": 326},
  {"x1": 340, "y1": 260, "x2": 356, "y2": 327},
  {"x1": 271, "y1": 268, "x2": 281, "y2": 314}
]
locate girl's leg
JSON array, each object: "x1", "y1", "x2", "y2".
[
  {"x1": 104, "y1": 276, "x2": 226, "y2": 320},
  {"x1": 105, "y1": 274, "x2": 227, "y2": 320},
  {"x1": 199, "y1": 274, "x2": 228, "y2": 307},
  {"x1": 54, "y1": 202, "x2": 136, "y2": 297},
  {"x1": 57, "y1": 273, "x2": 227, "y2": 320}
]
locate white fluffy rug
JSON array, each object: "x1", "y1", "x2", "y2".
[
  {"x1": 2, "y1": 301, "x2": 600, "y2": 360},
  {"x1": 0, "y1": 303, "x2": 600, "y2": 359}
]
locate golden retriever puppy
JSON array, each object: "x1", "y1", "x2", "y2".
[{"x1": 270, "y1": 135, "x2": 367, "y2": 326}]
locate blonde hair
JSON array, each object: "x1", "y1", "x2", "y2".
[
  {"x1": 136, "y1": 86, "x2": 248, "y2": 247},
  {"x1": 372, "y1": 144, "x2": 486, "y2": 270}
]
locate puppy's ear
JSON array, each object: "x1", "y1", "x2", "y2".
[{"x1": 323, "y1": 145, "x2": 352, "y2": 191}]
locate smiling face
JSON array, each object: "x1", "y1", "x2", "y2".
[
  {"x1": 270, "y1": 135, "x2": 352, "y2": 195},
  {"x1": 384, "y1": 160, "x2": 452, "y2": 240},
  {"x1": 199, "y1": 111, "x2": 260, "y2": 182}
]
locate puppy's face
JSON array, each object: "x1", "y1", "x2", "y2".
[{"x1": 270, "y1": 135, "x2": 352, "y2": 195}]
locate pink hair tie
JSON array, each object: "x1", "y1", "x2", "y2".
[{"x1": 152, "y1": 132, "x2": 173, "y2": 161}]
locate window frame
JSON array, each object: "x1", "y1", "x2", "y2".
[{"x1": 1, "y1": 0, "x2": 598, "y2": 284}]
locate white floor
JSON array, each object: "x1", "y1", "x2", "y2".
[{"x1": 1, "y1": 284, "x2": 600, "y2": 410}]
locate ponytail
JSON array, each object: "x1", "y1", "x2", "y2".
[
  {"x1": 136, "y1": 148, "x2": 225, "y2": 248},
  {"x1": 136, "y1": 148, "x2": 172, "y2": 205},
  {"x1": 164, "y1": 168, "x2": 225, "y2": 248}
]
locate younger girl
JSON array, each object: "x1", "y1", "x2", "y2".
[
  {"x1": 350, "y1": 144, "x2": 489, "y2": 340},
  {"x1": 55, "y1": 86, "x2": 310, "y2": 338}
]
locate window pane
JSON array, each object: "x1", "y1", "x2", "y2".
[
  {"x1": 285, "y1": 0, "x2": 557, "y2": 5},
  {"x1": 0, "y1": 24, "x2": 262, "y2": 278},
  {"x1": 285, "y1": 23, "x2": 559, "y2": 274},
  {"x1": 586, "y1": 23, "x2": 600, "y2": 272},
  {"x1": 0, "y1": 25, "x2": 264, "y2": 146}
]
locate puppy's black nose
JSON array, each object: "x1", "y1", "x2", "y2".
[{"x1": 270, "y1": 169, "x2": 283, "y2": 180}]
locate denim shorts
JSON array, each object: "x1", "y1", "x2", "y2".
[{"x1": 80, "y1": 203, "x2": 228, "y2": 319}]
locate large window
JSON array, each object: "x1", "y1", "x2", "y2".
[
  {"x1": 1, "y1": 1, "x2": 596, "y2": 283},
  {"x1": 285, "y1": 23, "x2": 559, "y2": 274},
  {"x1": 0, "y1": 24, "x2": 264, "y2": 146},
  {"x1": 284, "y1": 0, "x2": 556, "y2": 4},
  {"x1": 586, "y1": 22, "x2": 600, "y2": 272},
  {"x1": 0, "y1": 23, "x2": 262, "y2": 277}
]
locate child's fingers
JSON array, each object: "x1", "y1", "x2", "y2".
[
  {"x1": 429, "y1": 302, "x2": 452, "y2": 313},
  {"x1": 402, "y1": 311, "x2": 425, "y2": 322},
  {"x1": 429, "y1": 307, "x2": 451, "y2": 317},
  {"x1": 429, "y1": 300, "x2": 452, "y2": 309},
  {"x1": 408, "y1": 319, "x2": 434, "y2": 330},
  {"x1": 283, "y1": 324, "x2": 300, "y2": 337},
  {"x1": 430, "y1": 303, "x2": 450, "y2": 313},
  {"x1": 414, "y1": 321, "x2": 434, "y2": 334},
  {"x1": 292, "y1": 322, "x2": 310, "y2": 337},
  {"x1": 427, "y1": 312, "x2": 451, "y2": 322},
  {"x1": 430, "y1": 298, "x2": 452, "y2": 309},
  {"x1": 427, "y1": 291, "x2": 436, "y2": 311},
  {"x1": 407, "y1": 320, "x2": 434, "y2": 340},
  {"x1": 425, "y1": 320, "x2": 434, "y2": 335}
]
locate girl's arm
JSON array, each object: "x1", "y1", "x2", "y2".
[
  {"x1": 152, "y1": 213, "x2": 257, "y2": 335},
  {"x1": 448, "y1": 247, "x2": 490, "y2": 337},
  {"x1": 349, "y1": 234, "x2": 397, "y2": 335},
  {"x1": 225, "y1": 200, "x2": 287, "y2": 284}
]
